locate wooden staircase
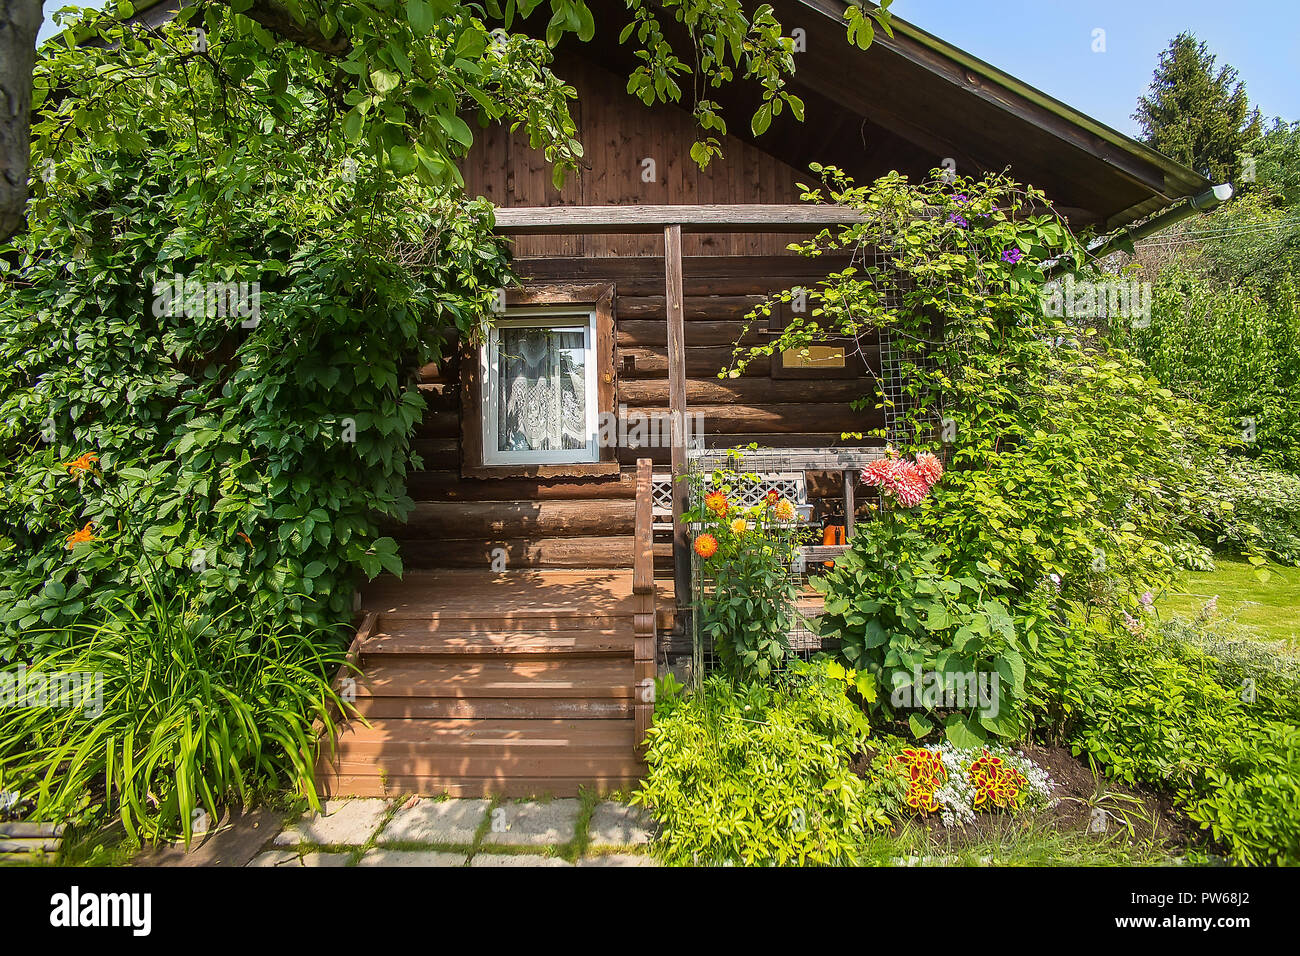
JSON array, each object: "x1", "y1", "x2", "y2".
[{"x1": 317, "y1": 462, "x2": 661, "y2": 798}]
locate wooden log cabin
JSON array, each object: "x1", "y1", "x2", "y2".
[{"x1": 318, "y1": 0, "x2": 1215, "y2": 797}]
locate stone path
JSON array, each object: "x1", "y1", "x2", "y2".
[{"x1": 246, "y1": 797, "x2": 657, "y2": 867}]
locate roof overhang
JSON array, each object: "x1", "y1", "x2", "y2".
[{"x1": 791, "y1": 0, "x2": 1209, "y2": 227}]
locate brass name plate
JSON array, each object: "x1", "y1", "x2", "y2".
[{"x1": 781, "y1": 346, "x2": 846, "y2": 369}]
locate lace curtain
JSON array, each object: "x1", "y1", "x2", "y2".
[{"x1": 495, "y1": 327, "x2": 587, "y2": 452}]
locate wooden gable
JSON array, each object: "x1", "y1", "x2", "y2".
[{"x1": 462, "y1": 52, "x2": 812, "y2": 258}]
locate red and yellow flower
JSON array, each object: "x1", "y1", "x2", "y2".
[
  {"x1": 704, "y1": 491, "x2": 729, "y2": 517},
  {"x1": 968, "y1": 751, "x2": 1027, "y2": 810},
  {"x1": 895, "y1": 747, "x2": 947, "y2": 813}
]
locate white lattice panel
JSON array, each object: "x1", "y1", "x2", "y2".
[{"x1": 653, "y1": 472, "x2": 808, "y2": 520}]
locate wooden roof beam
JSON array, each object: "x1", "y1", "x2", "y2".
[{"x1": 492, "y1": 204, "x2": 868, "y2": 235}]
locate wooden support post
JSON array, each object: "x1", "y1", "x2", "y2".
[
  {"x1": 664, "y1": 224, "x2": 691, "y2": 625},
  {"x1": 843, "y1": 469, "x2": 856, "y2": 538}
]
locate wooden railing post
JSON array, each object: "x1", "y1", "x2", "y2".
[
  {"x1": 664, "y1": 224, "x2": 691, "y2": 627},
  {"x1": 843, "y1": 469, "x2": 856, "y2": 538},
  {"x1": 632, "y1": 458, "x2": 656, "y2": 753}
]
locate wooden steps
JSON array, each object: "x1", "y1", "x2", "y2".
[
  {"x1": 364, "y1": 627, "x2": 632, "y2": 660},
  {"x1": 354, "y1": 660, "x2": 635, "y2": 698},
  {"x1": 318, "y1": 568, "x2": 656, "y2": 799}
]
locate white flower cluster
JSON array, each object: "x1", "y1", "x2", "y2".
[{"x1": 927, "y1": 743, "x2": 1056, "y2": 828}]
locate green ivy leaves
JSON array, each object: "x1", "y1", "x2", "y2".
[{"x1": 1, "y1": 15, "x2": 515, "y2": 659}]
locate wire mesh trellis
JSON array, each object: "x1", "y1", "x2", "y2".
[{"x1": 867, "y1": 242, "x2": 944, "y2": 448}]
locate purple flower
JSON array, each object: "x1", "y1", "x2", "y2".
[
  {"x1": 1139, "y1": 591, "x2": 1154, "y2": 606},
  {"x1": 947, "y1": 213, "x2": 969, "y2": 228},
  {"x1": 1000, "y1": 247, "x2": 1023, "y2": 264},
  {"x1": 952, "y1": 193, "x2": 968, "y2": 204}
]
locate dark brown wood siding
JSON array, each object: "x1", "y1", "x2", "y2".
[{"x1": 461, "y1": 53, "x2": 812, "y2": 258}]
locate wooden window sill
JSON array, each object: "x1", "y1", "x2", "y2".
[{"x1": 462, "y1": 462, "x2": 623, "y2": 480}]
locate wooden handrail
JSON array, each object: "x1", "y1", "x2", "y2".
[
  {"x1": 310, "y1": 611, "x2": 376, "y2": 794},
  {"x1": 632, "y1": 457, "x2": 656, "y2": 754}
]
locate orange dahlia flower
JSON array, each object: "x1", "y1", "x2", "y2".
[
  {"x1": 693, "y1": 533, "x2": 719, "y2": 559},
  {"x1": 704, "y1": 491, "x2": 729, "y2": 517}
]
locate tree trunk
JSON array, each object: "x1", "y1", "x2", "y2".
[{"x1": 0, "y1": 0, "x2": 42, "y2": 244}]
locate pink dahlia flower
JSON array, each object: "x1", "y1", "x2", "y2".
[
  {"x1": 914, "y1": 451, "x2": 944, "y2": 488},
  {"x1": 860, "y1": 456, "x2": 897, "y2": 488},
  {"x1": 891, "y1": 462, "x2": 931, "y2": 507}
]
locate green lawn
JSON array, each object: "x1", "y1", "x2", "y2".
[{"x1": 1158, "y1": 556, "x2": 1300, "y2": 646}]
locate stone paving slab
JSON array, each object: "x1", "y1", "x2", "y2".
[
  {"x1": 358, "y1": 849, "x2": 467, "y2": 867},
  {"x1": 479, "y1": 799, "x2": 580, "y2": 847},
  {"x1": 273, "y1": 799, "x2": 390, "y2": 846},
  {"x1": 469, "y1": 853, "x2": 572, "y2": 867},
  {"x1": 577, "y1": 853, "x2": 658, "y2": 867},
  {"x1": 587, "y1": 802, "x2": 653, "y2": 846},
  {"x1": 248, "y1": 850, "x2": 351, "y2": 867},
  {"x1": 377, "y1": 798, "x2": 488, "y2": 846}
]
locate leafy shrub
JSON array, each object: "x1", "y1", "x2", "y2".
[
  {"x1": 1199, "y1": 458, "x2": 1300, "y2": 565},
  {"x1": 1154, "y1": 615, "x2": 1300, "y2": 724},
  {"x1": 814, "y1": 514, "x2": 1051, "y2": 746},
  {"x1": 0, "y1": 592, "x2": 343, "y2": 845},
  {"x1": 1027, "y1": 616, "x2": 1300, "y2": 864},
  {"x1": 1114, "y1": 269, "x2": 1300, "y2": 472},
  {"x1": 0, "y1": 15, "x2": 513, "y2": 658},
  {"x1": 732, "y1": 168, "x2": 1227, "y2": 619},
  {"x1": 1188, "y1": 723, "x2": 1300, "y2": 866},
  {"x1": 631, "y1": 660, "x2": 896, "y2": 866},
  {"x1": 685, "y1": 454, "x2": 806, "y2": 681}
]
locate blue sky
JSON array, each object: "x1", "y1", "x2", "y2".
[
  {"x1": 39, "y1": 1, "x2": 1299, "y2": 136},
  {"x1": 897, "y1": 1, "x2": 1299, "y2": 136}
]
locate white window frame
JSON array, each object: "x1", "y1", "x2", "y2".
[{"x1": 480, "y1": 307, "x2": 600, "y2": 466}]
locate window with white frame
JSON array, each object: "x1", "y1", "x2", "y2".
[{"x1": 480, "y1": 309, "x2": 599, "y2": 465}]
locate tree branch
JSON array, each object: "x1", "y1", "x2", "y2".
[
  {"x1": 220, "y1": 0, "x2": 352, "y2": 57},
  {"x1": 0, "y1": 0, "x2": 350, "y2": 244}
]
